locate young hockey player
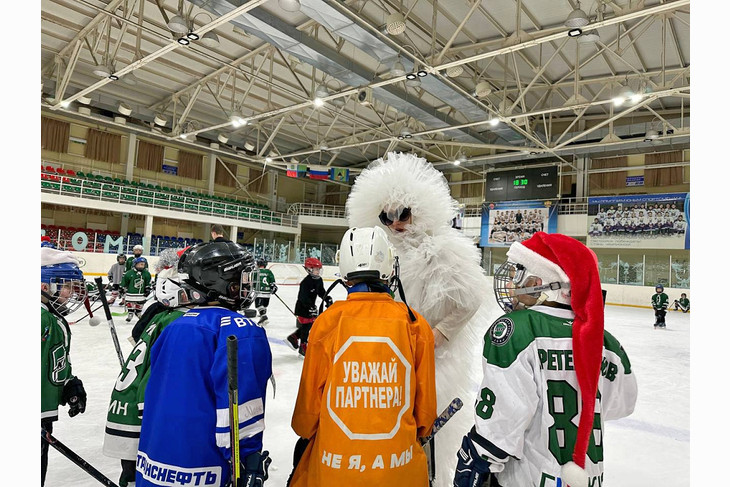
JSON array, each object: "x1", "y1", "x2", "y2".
[
  {"x1": 120, "y1": 257, "x2": 152, "y2": 322},
  {"x1": 135, "y1": 241, "x2": 273, "y2": 487},
  {"x1": 107, "y1": 254, "x2": 127, "y2": 304},
  {"x1": 125, "y1": 244, "x2": 146, "y2": 271},
  {"x1": 289, "y1": 227, "x2": 437, "y2": 487},
  {"x1": 103, "y1": 251, "x2": 191, "y2": 487},
  {"x1": 286, "y1": 257, "x2": 331, "y2": 357},
  {"x1": 453, "y1": 232, "x2": 637, "y2": 487},
  {"x1": 41, "y1": 246, "x2": 88, "y2": 486},
  {"x1": 673, "y1": 292, "x2": 690, "y2": 312},
  {"x1": 652, "y1": 284, "x2": 669, "y2": 328},
  {"x1": 253, "y1": 259, "x2": 278, "y2": 326},
  {"x1": 345, "y1": 152, "x2": 491, "y2": 486}
]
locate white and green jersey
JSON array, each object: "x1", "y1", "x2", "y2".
[
  {"x1": 255, "y1": 267, "x2": 276, "y2": 297},
  {"x1": 472, "y1": 306, "x2": 637, "y2": 487},
  {"x1": 102, "y1": 308, "x2": 187, "y2": 460}
]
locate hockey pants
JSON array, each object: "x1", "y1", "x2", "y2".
[
  {"x1": 655, "y1": 309, "x2": 666, "y2": 325},
  {"x1": 294, "y1": 317, "x2": 315, "y2": 344}
]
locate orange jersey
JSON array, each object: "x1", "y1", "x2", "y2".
[{"x1": 290, "y1": 291, "x2": 437, "y2": 487}]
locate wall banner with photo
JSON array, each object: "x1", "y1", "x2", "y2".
[
  {"x1": 587, "y1": 192, "x2": 689, "y2": 250},
  {"x1": 479, "y1": 200, "x2": 558, "y2": 247}
]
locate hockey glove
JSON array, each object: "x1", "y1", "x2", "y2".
[
  {"x1": 144, "y1": 286, "x2": 152, "y2": 297},
  {"x1": 308, "y1": 306, "x2": 319, "y2": 318},
  {"x1": 61, "y1": 377, "x2": 87, "y2": 418},
  {"x1": 324, "y1": 296, "x2": 333, "y2": 308},
  {"x1": 453, "y1": 434, "x2": 492, "y2": 487},
  {"x1": 239, "y1": 450, "x2": 271, "y2": 487},
  {"x1": 270, "y1": 283, "x2": 278, "y2": 295}
]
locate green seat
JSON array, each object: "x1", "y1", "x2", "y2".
[{"x1": 76, "y1": 171, "x2": 85, "y2": 178}]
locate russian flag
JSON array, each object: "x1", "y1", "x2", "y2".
[
  {"x1": 286, "y1": 164, "x2": 307, "y2": 178},
  {"x1": 308, "y1": 165, "x2": 330, "y2": 180}
]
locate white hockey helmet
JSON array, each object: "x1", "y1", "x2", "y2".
[
  {"x1": 336, "y1": 226, "x2": 396, "y2": 283},
  {"x1": 154, "y1": 267, "x2": 189, "y2": 308}
]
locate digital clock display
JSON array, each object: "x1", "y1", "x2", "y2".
[{"x1": 486, "y1": 166, "x2": 559, "y2": 201}]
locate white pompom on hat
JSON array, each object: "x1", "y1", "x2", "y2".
[
  {"x1": 41, "y1": 246, "x2": 80, "y2": 267},
  {"x1": 511, "y1": 232, "x2": 604, "y2": 484}
]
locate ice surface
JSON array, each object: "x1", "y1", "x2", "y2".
[{"x1": 44, "y1": 284, "x2": 690, "y2": 487}]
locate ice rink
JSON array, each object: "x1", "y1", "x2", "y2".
[{"x1": 43, "y1": 282, "x2": 691, "y2": 487}]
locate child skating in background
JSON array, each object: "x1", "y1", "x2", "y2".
[
  {"x1": 120, "y1": 256, "x2": 152, "y2": 322},
  {"x1": 652, "y1": 284, "x2": 669, "y2": 328},
  {"x1": 286, "y1": 257, "x2": 331, "y2": 357}
]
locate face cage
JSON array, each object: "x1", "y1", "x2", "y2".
[
  {"x1": 493, "y1": 260, "x2": 540, "y2": 313},
  {"x1": 46, "y1": 279, "x2": 88, "y2": 316},
  {"x1": 233, "y1": 270, "x2": 257, "y2": 309}
]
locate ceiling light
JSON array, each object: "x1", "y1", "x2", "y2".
[
  {"x1": 218, "y1": 134, "x2": 229, "y2": 144},
  {"x1": 114, "y1": 116, "x2": 126, "y2": 125},
  {"x1": 167, "y1": 14, "x2": 188, "y2": 34},
  {"x1": 278, "y1": 0, "x2": 301, "y2": 12},
  {"x1": 244, "y1": 141, "x2": 256, "y2": 151},
  {"x1": 230, "y1": 112, "x2": 247, "y2": 127},
  {"x1": 446, "y1": 65, "x2": 463, "y2": 78},
  {"x1": 121, "y1": 72, "x2": 137, "y2": 86},
  {"x1": 177, "y1": 37, "x2": 190, "y2": 45},
  {"x1": 475, "y1": 80, "x2": 492, "y2": 98},
  {"x1": 92, "y1": 65, "x2": 112, "y2": 78},
  {"x1": 629, "y1": 93, "x2": 643, "y2": 104},
  {"x1": 398, "y1": 127, "x2": 412, "y2": 140},
  {"x1": 108, "y1": 74, "x2": 119, "y2": 81},
  {"x1": 644, "y1": 129, "x2": 660, "y2": 142},
  {"x1": 489, "y1": 118, "x2": 500, "y2": 127},
  {"x1": 391, "y1": 58, "x2": 406, "y2": 77},
  {"x1": 386, "y1": 12, "x2": 406, "y2": 35},
  {"x1": 186, "y1": 31, "x2": 200, "y2": 41},
  {"x1": 77, "y1": 95, "x2": 91, "y2": 105},
  {"x1": 313, "y1": 84, "x2": 329, "y2": 107},
  {"x1": 265, "y1": 156, "x2": 273, "y2": 163},
  {"x1": 154, "y1": 114, "x2": 168, "y2": 127},
  {"x1": 60, "y1": 100, "x2": 71, "y2": 108},
  {"x1": 578, "y1": 29, "x2": 599, "y2": 43},
  {"x1": 405, "y1": 72, "x2": 417, "y2": 80},
  {"x1": 565, "y1": 2, "x2": 589, "y2": 28},
  {"x1": 612, "y1": 83, "x2": 634, "y2": 106},
  {"x1": 118, "y1": 102, "x2": 132, "y2": 116},
  {"x1": 568, "y1": 28, "x2": 582, "y2": 37},
  {"x1": 201, "y1": 31, "x2": 220, "y2": 48},
  {"x1": 405, "y1": 78, "x2": 421, "y2": 88},
  {"x1": 416, "y1": 68, "x2": 428, "y2": 77}
]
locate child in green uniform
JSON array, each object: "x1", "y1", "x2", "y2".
[
  {"x1": 673, "y1": 293, "x2": 690, "y2": 313},
  {"x1": 254, "y1": 259, "x2": 278, "y2": 326},
  {"x1": 652, "y1": 284, "x2": 669, "y2": 328},
  {"x1": 120, "y1": 256, "x2": 152, "y2": 322},
  {"x1": 41, "y1": 246, "x2": 88, "y2": 486}
]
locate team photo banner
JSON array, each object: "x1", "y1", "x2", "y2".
[
  {"x1": 479, "y1": 200, "x2": 558, "y2": 247},
  {"x1": 587, "y1": 192, "x2": 689, "y2": 250}
]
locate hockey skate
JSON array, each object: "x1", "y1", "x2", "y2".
[
  {"x1": 126, "y1": 312, "x2": 134, "y2": 323},
  {"x1": 286, "y1": 332, "x2": 300, "y2": 351},
  {"x1": 258, "y1": 315, "x2": 269, "y2": 327},
  {"x1": 298, "y1": 341, "x2": 308, "y2": 358}
]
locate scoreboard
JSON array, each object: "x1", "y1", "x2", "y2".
[{"x1": 485, "y1": 166, "x2": 559, "y2": 201}]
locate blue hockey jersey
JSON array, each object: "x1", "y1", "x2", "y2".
[{"x1": 136, "y1": 306, "x2": 273, "y2": 487}]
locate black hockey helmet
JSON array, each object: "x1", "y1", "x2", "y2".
[
  {"x1": 257, "y1": 259, "x2": 267, "y2": 268},
  {"x1": 117, "y1": 254, "x2": 127, "y2": 263},
  {"x1": 178, "y1": 241, "x2": 257, "y2": 310}
]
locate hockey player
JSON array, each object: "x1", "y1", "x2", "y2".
[
  {"x1": 673, "y1": 292, "x2": 690, "y2": 313},
  {"x1": 453, "y1": 232, "x2": 638, "y2": 487},
  {"x1": 652, "y1": 284, "x2": 669, "y2": 328},
  {"x1": 41, "y1": 246, "x2": 88, "y2": 486},
  {"x1": 286, "y1": 257, "x2": 331, "y2": 357},
  {"x1": 253, "y1": 259, "x2": 277, "y2": 326},
  {"x1": 125, "y1": 244, "x2": 146, "y2": 271},
  {"x1": 107, "y1": 254, "x2": 127, "y2": 304},
  {"x1": 120, "y1": 257, "x2": 152, "y2": 322},
  {"x1": 103, "y1": 254, "x2": 191, "y2": 487},
  {"x1": 289, "y1": 227, "x2": 437, "y2": 487},
  {"x1": 345, "y1": 152, "x2": 491, "y2": 486},
  {"x1": 135, "y1": 241, "x2": 273, "y2": 487}
]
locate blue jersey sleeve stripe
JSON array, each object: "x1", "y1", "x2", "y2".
[
  {"x1": 215, "y1": 398, "x2": 265, "y2": 429},
  {"x1": 215, "y1": 418, "x2": 265, "y2": 448}
]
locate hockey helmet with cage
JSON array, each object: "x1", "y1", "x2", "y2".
[
  {"x1": 655, "y1": 284, "x2": 664, "y2": 293},
  {"x1": 257, "y1": 259, "x2": 268, "y2": 268},
  {"x1": 117, "y1": 254, "x2": 127, "y2": 263},
  {"x1": 41, "y1": 247, "x2": 88, "y2": 316},
  {"x1": 304, "y1": 257, "x2": 323, "y2": 278},
  {"x1": 133, "y1": 256, "x2": 148, "y2": 268},
  {"x1": 177, "y1": 241, "x2": 257, "y2": 310},
  {"x1": 336, "y1": 227, "x2": 396, "y2": 283},
  {"x1": 154, "y1": 265, "x2": 189, "y2": 308}
]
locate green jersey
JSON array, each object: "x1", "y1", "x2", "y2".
[
  {"x1": 41, "y1": 305, "x2": 75, "y2": 422},
  {"x1": 679, "y1": 297, "x2": 690, "y2": 308},
  {"x1": 256, "y1": 268, "x2": 276, "y2": 296},
  {"x1": 652, "y1": 292, "x2": 669, "y2": 310},
  {"x1": 120, "y1": 268, "x2": 151, "y2": 296},
  {"x1": 103, "y1": 308, "x2": 187, "y2": 460}
]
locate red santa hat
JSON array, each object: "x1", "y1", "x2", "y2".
[{"x1": 514, "y1": 232, "x2": 604, "y2": 486}]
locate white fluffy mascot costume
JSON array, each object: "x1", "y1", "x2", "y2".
[{"x1": 346, "y1": 152, "x2": 493, "y2": 486}]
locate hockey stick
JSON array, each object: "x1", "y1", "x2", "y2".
[
  {"x1": 227, "y1": 335, "x2": 241, "y2": 487},
  {"x1": 273, "y1": 292, "x2": 296, "y2": 316},
  {"x1": 420, "y1": 397, "x2": 464, "y2": 487},
  {"x1": 94, "y1": 277, "x2": 125, "y2": 369},
  {"x1": 41, "y1": 429, "x2": 120, "y2": 487},
  {"x1": 68, "y1": 302, "x2": 105, "y2": 325}
]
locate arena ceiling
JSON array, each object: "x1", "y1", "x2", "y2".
[{"x1": 40, "y1": 0, "x2": 691, "y2": 177}]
